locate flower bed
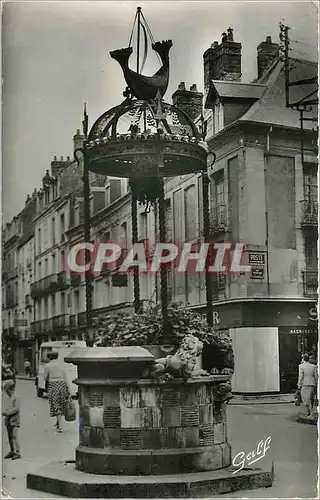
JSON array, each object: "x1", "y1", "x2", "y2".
[{"x1": 92, "y1": 302, "x2": 234, "y2": 373}]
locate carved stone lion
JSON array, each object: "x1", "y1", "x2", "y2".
[{"x1": 144, "y1": 334, "x2": 206, "y2": 380}]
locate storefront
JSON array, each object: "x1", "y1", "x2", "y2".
[{"x1": 195, "y1": 300, "x2": 318, "y2": 395}]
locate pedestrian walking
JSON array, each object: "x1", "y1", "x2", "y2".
[
  {"x1": 24, "y1": 359, "x2": 31, "y2": 377},
  {"x1": 2, "y1": 380, "x2": 21, "y2": 460},
  {"x1": 297, "y1": 354, "x2": 318, "y2": 418},
  {"x1": 44, "y1": 350, "x2": 70, "y2": 433}
]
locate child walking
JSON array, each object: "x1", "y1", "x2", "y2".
[{"x1": 2, "y1": 380, "x2": 21, "y2": 459}]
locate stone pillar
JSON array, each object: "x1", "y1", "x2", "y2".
[{"x1": 65, "y1": 347, "x2": 232, "y2": 476}]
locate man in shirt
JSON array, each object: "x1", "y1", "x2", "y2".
[{"x1": 298, "y1": 354, "x2": 318, "y2": 418}]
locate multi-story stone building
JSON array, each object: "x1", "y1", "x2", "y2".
[
  {"x1": 2, "y1": 217, "x2": 20, "y2": 366},
  {"x1": 31, "y1": 147, "x2": 82, "y2": 349},
  {"x1": 201, "y1": 31, "x2": 318, "y2": 394}
]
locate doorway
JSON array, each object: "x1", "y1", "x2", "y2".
[{"x1": 279, "y1": 330, "x2": 318, "y2": 393}]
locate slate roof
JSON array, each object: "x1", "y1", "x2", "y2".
[{"x1": 240, "y1": 58, "x2": 318, "y2": 130}]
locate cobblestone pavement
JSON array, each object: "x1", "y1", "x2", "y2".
[{"x1": 2, "y1": 380, "x2": 318, "y2": 498}]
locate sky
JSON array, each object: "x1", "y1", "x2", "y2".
[{"x1": 2, "y1": 0, "x2": 318, "y2": 224}]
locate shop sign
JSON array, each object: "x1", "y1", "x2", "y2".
[
  {"x1": 280, "y1": 326, "x2": 318, "y2": 335},
  {"x1": 15, "y1": 319, "x2": 28, "y2": 327},
  {"x1": 309, "y1": 305, "x2": 318, "y2": 322},
  {"x1": 251, "y1": 267, "x2": 265, "y2": 279},
  {"x1": 200, "y1": 311, "x2": 220, "y2": 325},
  {"x1": 248, "y1": 252, "x2": 266, "y2": 265}
]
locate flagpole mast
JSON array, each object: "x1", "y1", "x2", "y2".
[{"x1": 137, "y1": 6, "x2": 142, "y2": 74}]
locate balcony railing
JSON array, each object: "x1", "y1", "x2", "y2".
[
  {"x1": 69, "y1": 314, "x2": 78, "y2": 329},
  {"x1": 78, "y1": 312, "x2": 87, "y2": 327},
  {"x1": 302, "y1": 270, "x2": 318, "y2": 297},
  {"x1": 31, "y1": 315, "x2": 70, "y2": 336},
  {"x1": 30, "y1": 273, "x2": 68, "y2": 297},
  {"x1": 31, "y1": 275, "x2": 58, "y2": 297},
  {"x1": 209, "y1": 204, "x2": 228, "y2": 235},
  {"x1": 301, "y1": 199, "x2": 318, "y2": 228},
  {"x1": 212, "y1": 273, "x2": 227, "y2": 299},
  {"x1": 52, "y1": 314, "x2": 69, "y2": 330},
  {"x1": 70, "y1": 273, "x2": 82, "y2": 287},
  {"x1": 56, "y1": 271, "x2": 68, "y2": 290}
]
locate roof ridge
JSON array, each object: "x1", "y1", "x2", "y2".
[
  {"x1": 211, "y1": 80, "x2": 265, "y2": 87},
  {"x1": 239, "y1": 60, "x2": 283, "y2": 122}
]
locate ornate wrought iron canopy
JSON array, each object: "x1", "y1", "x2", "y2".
[{"x1": 86, "y1": 97, "x2": 207, "y2": 178}]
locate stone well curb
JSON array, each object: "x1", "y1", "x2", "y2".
[{"x1": 16, "y1": 377, "x2": 294, "y2": 405}]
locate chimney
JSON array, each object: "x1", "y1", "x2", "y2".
[
  {"x1": 172, "y1": 82, "x2": 203, "y2": 120},
  {"x1": 73, "y1": 129, "x2": 84, "y2": 151},
  {"x1": 51, "y1": 155, "x2": 72, "y2": 178},
  {"x1": 257, "y1": 36, "x2": 279, "y2": 78},
  {"x1": 203, "y1": 27, "x2": 242, "y2": 94}
]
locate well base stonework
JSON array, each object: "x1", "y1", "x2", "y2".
[
  {"x1": 76, "y1": 377, "x2": 231, "y2": 475},
  {"x1": 26, "y1": 348, "x2": 274, "y2": 497},
  {"x1": 27, "y1": 461, "x2": 274, "y2": 498}
]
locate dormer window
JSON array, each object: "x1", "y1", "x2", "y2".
[{"x1": 214, "y1": 100, "x2": 224, "y2": 133}]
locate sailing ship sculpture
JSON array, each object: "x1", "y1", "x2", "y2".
[{"x1": 110, "y1": 7, "x2": 172, "y2": 100}]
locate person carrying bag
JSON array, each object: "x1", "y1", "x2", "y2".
[{"x1": 65, "y1": 396, "x2": 76, "y2": 422}]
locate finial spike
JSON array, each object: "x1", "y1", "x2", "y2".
[{"x1": 83, "y1": 102, "x2": 89, "y2": 138}]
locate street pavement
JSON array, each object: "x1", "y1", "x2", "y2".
[{"x1": 2, "y1": 380, "x2": 318, "y2": 499}]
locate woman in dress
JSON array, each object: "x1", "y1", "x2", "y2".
[{"x1": 44, "y1": 351, "x2": 70, "y2": 432}]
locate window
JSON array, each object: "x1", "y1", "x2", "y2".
[
  {"x1": 44, "y1": 258, "x2": 48, "y2": 277},
  {"x1": 105, "y1": 186, "x2": 110, "y2": 206},
  {"x1": 303, "y1": 164, "x2": 317, "y2": 201},
  {"x1": 44, "y1": 298, "x2": 48, "y2": 319},
  {"x1": 52, "y1": 218, "x2": 56, "y2": 244},
  {"x1": 38, "y1": 228, "x2": 42, "y2": 253},
  {"x1": 38, "y1": 262, "x2": 42, "y2": 280},
  {"x1": 40, "y1": 347, "x2": 52, "y2": 363},
  {"x1": 213, "y1": 173, "x2": 226, "y2": 226},
  {"x1": 52, "y1": 253, "x2": 56, "y2": 274},
  {"x1": 60, "y1": 213, "x2": 65, "y2": 242},
  {"x1": 61, "y1": 292, "x2": 65, "y2": 314},
  {"x1": 120, "y1": 222, "x2": 128, "y2": 249},
  {"x1": 184, "y1": 185, "x2": 197, "y2": 241},
  {"x1": 74, "y1": 290, "x2": 80, "y2": 314},
  {"x1": 74, "y1": 206, "x2": 79, "y2": 226},
  {"x1": 139, "y1": 213, "x2": 148, "y2": 241},
  {"x1": 165, "y1": 199, "x2": 172, "y2": 242},
  {"x1": 214, "y1": 101, "x2": 224, "y2": 133},
  {"x1": 51, "y1": 295, "x2": 56, "y2": 317},
  {"x1": 60, "y1": 251, "x2": 65, "y2": 272}
]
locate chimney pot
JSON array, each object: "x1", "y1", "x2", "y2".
[
  {"x1": 76, "y1": 129, "x2": 80, "y2": 135},
  {"x1": 257, "y1": 36, "x2": 279, "y2": 78},
  {"x1": 204, "y1": 31, "x2": 242, "y2": 91},
  {"x1": 178, "y1": 82, "x2": 186, "y2": 91},
  {"x1": 67, "y1": 156, "x2": 70, "y2": 161},
  {"x1": 54, "y1": 155, "x2": 57, "y2": 161},
  {"x1": 60, "y1": 156, "x2": 64, "y2": 161},
  {"x1": 190, "y1": 84, "x2": 197, "y2": 92}
]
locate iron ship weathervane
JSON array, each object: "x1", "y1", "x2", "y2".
[{"x1": 110, "y1": 6, "x2": 173, "y2": 100}]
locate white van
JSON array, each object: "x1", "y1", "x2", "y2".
[{"x1": 35, "y1": 340, "x2": 86, "y2": 398}]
